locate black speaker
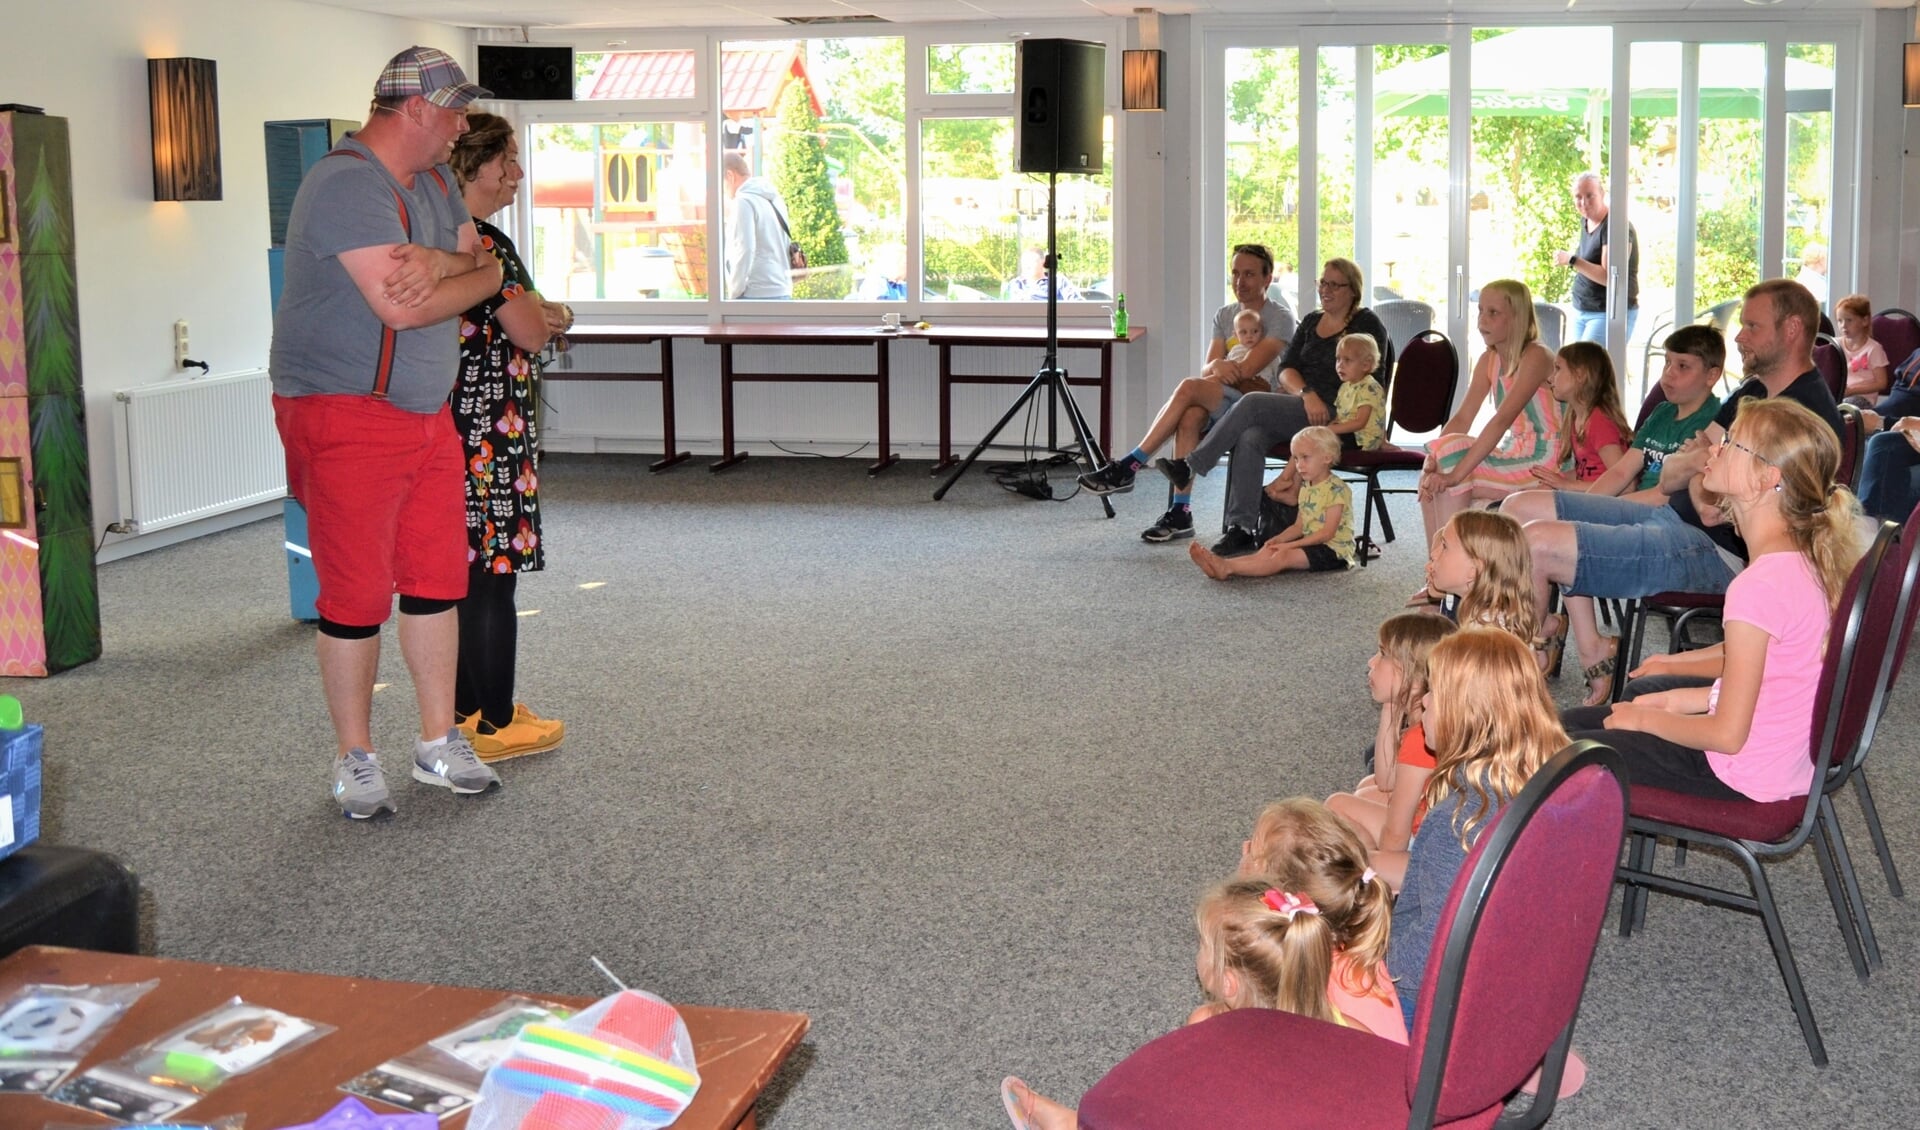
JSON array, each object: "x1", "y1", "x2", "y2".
[
  {"x1": 1016, "y1": 38, "x2": 1104, "y2": 175},
  {"x1": 477, "y1": 45, "x2": 575, "y2": 101}
]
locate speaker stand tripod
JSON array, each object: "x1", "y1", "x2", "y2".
[{"x1": 932, "y1": 171, "x2": 1113, "y2": 518}]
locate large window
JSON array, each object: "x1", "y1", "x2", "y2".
[{"x1": 512, "y1": 29, "x2": 1119, "y2": 308}]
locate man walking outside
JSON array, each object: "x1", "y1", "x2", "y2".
[{"x1": 722, "y1": 152, "x2": 795, "y2": 300}]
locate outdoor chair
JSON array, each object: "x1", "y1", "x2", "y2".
[
  {"x1": 1077, "y1": 742, "x2": 1628, "y2": 1130},
  {"x1": 1374, "y1": 299, "x2": 1437, "y2": 361},
  {"x1": 1534, "y1": 302, "x2": 1566, "y2": 352},
  {"x1": 1338, "y1": 330, "x2": 1459, "y2": 563},
  {"x1": 1614, "y1": 523, "x2": 1896, "y2": 1066}
]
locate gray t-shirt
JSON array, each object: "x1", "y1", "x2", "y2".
[
  {"x1": 270, "y1": 136, "x2": 473, "y2": 414},
  {"x1": 1210, "y1": 299, "x2": 1296, "y2": 386}
]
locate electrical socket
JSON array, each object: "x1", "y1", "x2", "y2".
[{"x1": 173, "y1": 320, "x2": 189, "y2": 370}]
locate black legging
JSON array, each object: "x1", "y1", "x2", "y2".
[{"x1": 454, "y1": 567, "x2": 518, "y2": 730}]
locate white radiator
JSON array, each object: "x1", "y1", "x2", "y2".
[{"x1": 114, "y1": 369, "x2": 285, "y2": 534}]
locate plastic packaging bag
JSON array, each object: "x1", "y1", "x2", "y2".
[
  {"x1": 468, "y1": 990, "x2": 699, "y2": 1129},
  {"x1": 0, "y1": 979, "x2": 157, "y2": 1094},
  {"x1": 339, "y1": 996, "x2": 572, "y2": 1118}
]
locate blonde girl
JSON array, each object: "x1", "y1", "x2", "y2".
[
  {"x1": 1422, "y1": 509, "x2": 1539, "y2": 647},
  {"x1": 1004, "y1": 800, "x2": 1401, "y2": 1130},
  {"x1": 1414, "y1": 280, "x2": 1561, "y2": 600},
  {"x1": 1326, "y1": 614, "x2": 1459, "y2": 891},
  {"x1": 1565, "y1": 398, "x2": 1864, "y2": 804},
  {"x1": 1389, "y1": 628, "x2": 1569, "y2": 1031},
  {"x1": 1531, "y1": 341, "x2": 1633, "y2": 489}
]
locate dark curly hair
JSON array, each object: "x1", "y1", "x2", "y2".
[{"x1": 448, "y1": 111, "x2": 515, "y2": 186}]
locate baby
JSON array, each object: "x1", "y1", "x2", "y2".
[{"x1": 1203, "y1": 308, "x2": 1270, "y2": 392}]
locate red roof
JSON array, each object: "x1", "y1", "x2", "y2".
[{"x1": 587, "y1": 47, "x2": 823, "y2": 117}]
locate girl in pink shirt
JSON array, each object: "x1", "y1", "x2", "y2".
[
  {"x1": 1531, "y1": 341, "x2": 1633, "y2": 488},
  {"x1": 1564, "y1": 398, "x2": 1864, "y2": 801}
]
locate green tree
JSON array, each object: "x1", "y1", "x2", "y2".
[{"x1": 771, "y1": 81, "x2": 849, "y2": 297}]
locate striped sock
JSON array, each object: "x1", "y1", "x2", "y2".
[
  {"x1": 1124, "y1": 447, "x2": 1149, "y2": 469},
  {"x1": 1173, "y1": 491, "x2": 1192, "y2": 510}
]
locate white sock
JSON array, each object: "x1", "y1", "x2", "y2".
[{"x1": 417, "y1": 733, "x2": 448, "y2": 753}]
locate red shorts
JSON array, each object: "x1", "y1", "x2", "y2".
[{"x1": 274, "y1": 394, "x2": 468, "y2": 626}]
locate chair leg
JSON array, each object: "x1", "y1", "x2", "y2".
[
  {"x1": 1630, "y1": 835, "x2": 1655, "y2": 932},
  {"x1": 1374, "y1": 478, "x2": 1397, "y2": 544},
  {"x1": 1618, "y1": 831, "x2": 1655, "y2": 937},
  {"x1": 1851, "y1": 769, "x2": 1905, "y2": 898},
  {"x1": 1673, "y1": 841, "x2": 1688, "y2": 867},
  {"x1": 1741, "y1": 851, "x2": 1828, "y2": 1066},
  {"x1": 1811, "y1": 804, "x2": 1871, "y2": 981},
  {"x1": 1820, "y1": 797, "x2": 1882, "y2": 973}
]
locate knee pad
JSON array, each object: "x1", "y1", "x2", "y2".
[
  {"x1": 398, "y1": 595, "x2": 458, "y2": 617},
  {"x1": 317, "y1": 617, "x2": 381, "y2": 640}
]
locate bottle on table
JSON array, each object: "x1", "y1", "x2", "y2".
[{"x1": 1112, "y1": 294, "x2": 1129, "y2": 339}]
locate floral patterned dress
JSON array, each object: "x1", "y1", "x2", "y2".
[{"x1": 453, "y1": 218, "x2": 543, "y2": 574}]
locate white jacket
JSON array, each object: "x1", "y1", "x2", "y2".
[{"x1": 728, "y1": 178, "x2": 795, "y2": 300}]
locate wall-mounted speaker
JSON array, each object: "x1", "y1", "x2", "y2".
[
  {"x1": 477, "y1": 45, "x2": 575, "y2": 102},
  {"x1": 1015, "y1": 38, "x2": 1104, "y2": 175}
]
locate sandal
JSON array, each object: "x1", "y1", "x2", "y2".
[
  {"x1": 1001, "y1": 1077, "x2": 1040, "y2": 1130},
  {"x1": 1581, "y1": 642, "x2": 1619, "y2": 708},
  {"x1": 1535, "y1": 613, "x2": 1568, "y2": 679}
]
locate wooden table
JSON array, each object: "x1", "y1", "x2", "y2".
[
  {"x1": 918, "y1": 325, "x2": 1145, "y2": 471},
  {"x1": 0, "y1": 946, "x2": 807, "y2": 1129},
  {"x1": 704, "y1": 324, "x2": 902, "y2": 475},
  {"x1": 553, "y1": 324, "x2": 706, "y2": 472}
]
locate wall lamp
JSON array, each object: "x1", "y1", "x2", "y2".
[
  {"x1": 1906, "y1": 43, "x2": 1920, "y2": 108},
  {"x1": 1123, "y1": 50, "x2": 1164, "y2": 111},
  {"x1": 148, "y1": 57, "x2": 222, "y2": 201}
]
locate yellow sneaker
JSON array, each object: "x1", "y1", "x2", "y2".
[
  {"x1": 469, "y1": 718, "x2": 564, "y2": 763},
  {"x1": 511, "y1": 703, "x2": 565, "y2": 744},
  {"x1": 456, "y1": 710, "x2": 482, "y2": 739}
]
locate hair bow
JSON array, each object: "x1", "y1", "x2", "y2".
[
  {"x1": 1361, "y1": 868, "x2": 1377, "y2": 886},
  {"x1": 1262, "y1": 889, "x2": 1319, "y2": 920}
]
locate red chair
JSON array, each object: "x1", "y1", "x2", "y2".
[
  {"x1": 1338, "y1": 330, "x2": 1460, "y2": 564},
  {"x1": 1077, "y1": 742, "x2": 1628, "y2": 1130},
  {"x1": 1837, "y1": 403, "x2": 1864, "y2": 490},
  {"x1": 1614, "y1": 523, "x2": 1896, "y2": 1065},
  {"x1": 1872, "y1": 309, "x2": 1920, "y2": 377},
  {"x1": 1836, "y1": 497, "x2": 1920, "y2": 901},
  {"x1": 1813, "y1": 336, "x2": 1847, "y2": 402}
]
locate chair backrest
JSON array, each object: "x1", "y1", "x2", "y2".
[
  {"x1": 1813, "y1": 337, "x2": 1848, "y2": 402},
  {"x1": 1819, "y1": 310, "x2": 1836, "y2": 341},
  {"x1": 1632, "y1": 382, "x2": 1669, "y2": 431},
  {"x1": 1386, "y1": 330, "x2": 1460, "y2": 439},
  {"x1": 1873, "y1": 309, "x2": 1920, "y2": 373},
  {"x1": 1373, "y1": 299, "x2": 1436, "y2": 360},
  {"x1": 1533, "y1": 302, "x2": 1566, "y2": 352},
  {"x1": 1403, "y1": 743, "x2": 1628, "y2": 1128},
  {"x1": 1809, "y1": 522, "x2": 1895, "y2": 787},
  {"x1": 1698, "y1": 298, "x2": 1742, "y2": 332},
  {"x1": 1882, "y1": 499, "x2": 1920, "y2": 694},
  {"x1": 1836, "y1": 403, "x2": 1864, "y2": 490}
]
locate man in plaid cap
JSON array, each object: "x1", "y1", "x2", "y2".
[{"x1": 270, "y1": 46, "x2": 505, "y2": 818}]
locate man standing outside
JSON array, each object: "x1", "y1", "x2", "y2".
[
  {"x1": 722, "y1": 152, "x2": 794, "y2": 300},
  {"x1": 1554, "y1": 172, "x2": 1639, "y2": 345},
  {"x1": 271, "y1": 46, "x2": 505, "y2": 817}
]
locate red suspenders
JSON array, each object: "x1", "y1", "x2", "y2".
[{"x1": 325, "y1": 149, "x2": 450, "y2": 399}]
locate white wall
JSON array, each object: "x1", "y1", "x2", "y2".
[{"x1": 0, "y1": 0, "x2": 468, "y2": 558}]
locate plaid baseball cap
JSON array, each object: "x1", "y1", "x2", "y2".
[{"x1": 374, "y1": 46, "x2": 490, "y2": 108}]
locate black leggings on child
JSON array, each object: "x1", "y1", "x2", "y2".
[{"x1": 454, "y1": 568, "x2": 518, "y2": 731}]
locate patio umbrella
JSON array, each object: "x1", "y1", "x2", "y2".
[{"x1": 1374, "y1": 27, "x2": 1833, "y2": 118}]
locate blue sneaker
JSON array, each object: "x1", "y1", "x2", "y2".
[
  {"x1": 333, "y1": 749, "x2": 395, "y2": 819},
  {"x1": 411, "y1": 729, "x2": 501, "y2": 794}
]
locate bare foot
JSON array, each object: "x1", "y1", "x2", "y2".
[
  {"x1": 1189, "y1": 542, "x2": 1233, "y2": 580},
  {"x1": 1404, "y1": 586, "x2": 1438, "y2": 607},
  {"x1": 1001, "y1": 1076, "x2": 1080, "y2": 1130}
]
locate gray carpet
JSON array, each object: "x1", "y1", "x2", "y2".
[{"x1": 23, "y1": 452, "x2": 1920, "y2": 1127}]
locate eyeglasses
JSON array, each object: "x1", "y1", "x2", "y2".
[
  {"x1": 1719, "y1": 433, "x2": 1775, "y2": 466},
  {"x1": 1317, "y1": 278, "x2": 1350, "y2": 291}
]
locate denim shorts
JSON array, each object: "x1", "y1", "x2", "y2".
[
  {"x1": 1553, "y1": 492, "x2": 1738, "y2": 599},
  {"x1": 1205, "y1": 383, "x2": 1245, "y2": 431}
]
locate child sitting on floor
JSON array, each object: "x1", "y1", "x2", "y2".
[
  {"x1": 1420, "y1": 509, "x2": 1538, "y2": 647},
  {"x1": 1325, "y1": 612, "x2": 1458, "y2": 891},
  {"x1": 1188, "y1": 427, "x2": 1355, "y2": 579},
  {"x1": 1002, "y1": 799, "x2": 1401, "y2": 1130}
]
